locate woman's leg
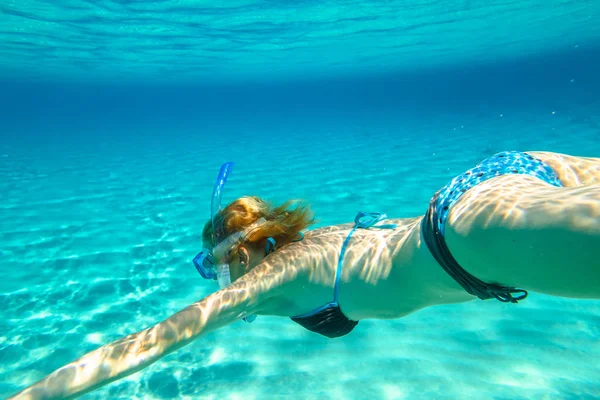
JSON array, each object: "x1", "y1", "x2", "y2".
[
  {"x1": 528, "y1": 151, "x2": 600, "y2": 187},
  {"x1": 444, "y1": 170, "x2": 600, "y2": 300}
]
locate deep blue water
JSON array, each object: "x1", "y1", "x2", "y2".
[{"x1": 2, "y1": 44, "x2": 600, "y2": 144}]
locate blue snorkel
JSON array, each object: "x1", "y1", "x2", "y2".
[
  {"x1": 192, "y1": 161, "x2": 257, "y2": 323},
  {"x1": 192, "y1": 162, "x2": 234, "y2": 281}
]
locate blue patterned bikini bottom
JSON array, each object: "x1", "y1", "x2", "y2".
[{"x1": 421, "y1": 150, "x2": 563, "y2": 303}]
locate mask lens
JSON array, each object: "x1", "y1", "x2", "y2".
[{"x1": 193, "y1": 249, "x2": 217, "y2": 279}]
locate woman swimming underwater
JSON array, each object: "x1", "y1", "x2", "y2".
[{"x1": 9, "y1": 150, "x2": 600, "y2": 399}]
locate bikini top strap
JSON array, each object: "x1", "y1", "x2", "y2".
[{"x1": 333, "y1": 212, "x2": 397, "y2": 302}]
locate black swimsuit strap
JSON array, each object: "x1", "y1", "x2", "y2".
[{"x1": 421, "y1": 192, "x2": 528, "y2": 303}]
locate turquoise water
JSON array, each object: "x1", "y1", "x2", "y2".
[
  {"x1": 1, "y1": 0, "x2": 599, "y2": 83},
  {"x1": 2, "y1": 1, "x2": 600, "y2": 399}
]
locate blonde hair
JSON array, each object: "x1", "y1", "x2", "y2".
[{"x1": 202, "y1": 196, "x2": 316, "y2": 251}]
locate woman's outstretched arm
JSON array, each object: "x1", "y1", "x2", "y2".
[{"x1": 7, "y1": 264, "x2": 281, "y2": 400}]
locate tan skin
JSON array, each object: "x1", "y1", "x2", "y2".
[{"x1": 8, "y1": 151, "x2": 600, "y2": 400}]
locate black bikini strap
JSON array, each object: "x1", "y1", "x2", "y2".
[{"x1": 421, "y1": 192, "x2": 528, "y2": 303}]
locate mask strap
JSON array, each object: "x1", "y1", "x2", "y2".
[
  {"x1": 265, "y1": 231, "x2": 304, "y2": 254},
  {"x1": 265, "y1": 237, "x2": 276, "y2": 254}
]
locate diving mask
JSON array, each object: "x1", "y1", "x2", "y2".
[{"x1": 193, "y1": 217, "x2": 267, "y2": 288}]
